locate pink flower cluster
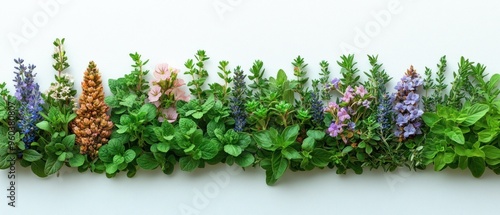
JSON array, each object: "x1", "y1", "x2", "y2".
[
  {"x1": 148, "y1": 63, "x2": 190, "y2": 123},
  {"x1": 325, "y1": 83, "x2": 372, "y2": 143}
]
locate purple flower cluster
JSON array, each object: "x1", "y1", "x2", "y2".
[
  {"x1": 230, "y1": 66, "x2": 247, "y2": 132},
  {"x1": 325, "y1": 80, "x2": 372, "y2": 140},
  {"x1": 13, "y1": 58, "x2": 43, "y2": 149},
  {"x1": 394, "y1": 66, "x2": 424, "y2": 140}
]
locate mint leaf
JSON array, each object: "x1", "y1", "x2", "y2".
[
  {"x1": 137, "y1": 153, "x2": 160, "y2": 170},
  {"x1": 69, "y1": 154, "x2": 85, "y2": 167},
  {"x1": 235, "y1": 152, "x2": 254, "y2": 167},
  {"x1": 179, "y1": 156, "x2": 200, "y2": 172},
  {"x1": 224, "y1": 145, "x2": 242, "y2": 157}
]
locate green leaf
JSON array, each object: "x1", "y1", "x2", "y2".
[
  {"x1": 478, "y1": 129, "x2": 498, "y2": 143},
  {"x1": 58, "y1": 152, "x2": 67, "y2": 162},
  {"x1": 200, "y1": 140, "x2": 219, "y2": 160},
  {"x1": 301, "y1": 137, "x2": 315, "y2": 151},
  {"x1": 422, "y1": 113, "x2": 440, "y2": 128},
  {"x1": 137, "y1": 153, "x2": 160, "y2": 170},
  {"x1": 201, "y1": 94, "x2": 215, "y2": 113},
  {"x1": 306, "y1": 130, "x2": 325, "y2": 140},
  {"x1": 468, "y1": 157, "x2": 486, "y2": 178},
  {"x1": 98, "y1": 139, "x2": 125, "y2": 163},
  {"x1": 119, "y1": 94, "x2": 137, "y2": 108},
  {"x1": 69, "y1": 154, "x2": 85, "y2": 167},
  {"x1": 481, "y1": 145, "x2": 500, "y2": 159},
  {"x1": 310, "y1": 149, "x2": 331, "y2": 167},
  {"x1": 113, "y1": 155, "x2": 125, "y2": 164},
  {"x1": 61, "y1": 134, "x2": 76, "y2": 148},
  {"x1": 253, "y1": 131, "x2": 274, "y2": 150},
  {"x1": 235, "y1": 152, "x2": 254, "y2": 167},
  {"x1": 22, "y1": 149, "x2": 42, "y2": 162},
  {"x1": 281, "y1": 147, "x2": 302, "y2": 160},
  {"x1": 446, "y1": 126, "x2": 464, "y2": 144},
  {"x1": 105, "y1": 163, "x2": 118, "y2": 174},
  {"x1": 123, "y1": 149, "x2": 136, "y2": 163},
  {"x1": 44, "y1": 156, "x2": 64, "y2": 175},
  {"x1": 31, "y1": 160, "x2": 47, "y2": 178},
  {"x1": 282, "y1": 124, "x2": 299, "y2": 144},
  {"x1": 179, "y1": 118, "x2": 197, "y2": 135},
  {"x1": 462, "y1": 104, "x2": 489, "y2": 126},
  {"x1": 36, "y1": 121, "x2": 52, "y2": 132},
  {"x1": 271, "y1": 151, "x2": 288, "y2": 180},
  {"x1": 224, "y1": 145, "x2": 243, "y2": 157},
  {"x1": 192, "y1": 112, "x2": 203, "y2": 119},
  {"x1": 139, "y1": 103, "x2": 157, "y2": 122},
  {"x1": 179, "y1": 156, "x2": 200, "y2": 172},
  {"x1": 276, "y1": 69, "x2": 287, "y2": 86},
  {"x1": 157, "y1": 142, "x2": 170, "y2": 153}
]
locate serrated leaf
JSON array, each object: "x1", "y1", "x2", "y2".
[{"x1": 139, "y1": 103, "x2": 157, "y2": 122}]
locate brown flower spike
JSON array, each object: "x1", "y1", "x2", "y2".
[{"x1": 72, "y1": 61, "x2": 113, "y2": 158}]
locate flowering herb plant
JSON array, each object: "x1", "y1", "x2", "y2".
[{"x1": 3, "y1": 38, "x2": 500, "y2": 185}]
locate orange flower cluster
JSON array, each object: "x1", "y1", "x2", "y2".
[{"x1": 71, "y1": 61, "x2": 113, "y2": 158}]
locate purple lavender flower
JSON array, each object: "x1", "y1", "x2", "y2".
[
  {"x1": 13, "y1": 58, "x2": 43, "y2": 149},
  {"x1": 404, "y1": 92, "x2": 419, "y2": 105},
  {"x1": 330, "y1": 78, "x2": 340, "y2": 89},
  {"x1": 394, "y1": 102, "x2": 406, "y2": 112},
  {"x1": 393, "y1": 66, "x2": 424, "y2": 141},
  {"x1": 328, "y1": 122, "x2": 343, "y2": 137},
  {"x1": 403, "y1": 124, "x2": 416, "y2": 138},
  {"x1": 230, "y1": 66, "x2": 247, "y2": 132},
  {"x1": 310, "y1": 91, "x2": 324, "y2": 127},
  {"x1": 337, "y1": 107, "x2": 351, "y2": 122},
  {"x1": 377, "y1": 93, "x2": 394, "y2": 131}
]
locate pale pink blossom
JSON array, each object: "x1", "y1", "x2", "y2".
[
  {"x1": 154, "y1": 63, "x2": 171, "y2": 80},
  {"x1": 148, "y1": 85, "x2": 162, "y2": 102},
  {"x1": 158, "y1": 107, "x2": 178, "y2": 123}
]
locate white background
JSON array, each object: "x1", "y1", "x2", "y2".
[{"x1": 1, "y1": 0, "x2": 500, "y2": 214}]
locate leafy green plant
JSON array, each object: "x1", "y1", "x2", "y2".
[
  {"x1": 253, "y1": 124, "x2": 302, "y2": 185},
  {"x1": 98, "y1": 139, "x2": 136, "y2": 177}
]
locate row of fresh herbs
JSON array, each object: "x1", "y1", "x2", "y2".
[{"x1": 1, "y1": 38, "x2": 500, "y2": 185}]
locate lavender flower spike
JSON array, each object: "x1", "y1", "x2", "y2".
[{"x1": 13, "y1": 58, "x2": 43, "y2": 149}]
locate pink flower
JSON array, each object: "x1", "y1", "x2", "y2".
[
  {"x1": 337, "y1": 108, "x2": 351, "y2": 122},
  {"x1": 342, "y1": 86, "x2": 355, "y2": 103},
  {"x1": 355, "y1": 86, "x2": 367, "y2": 97},
  {"x1": 158, "y1": 107, "x2": 178, "y2": 123},
  {"x1": 174, "y1": 78, "x2": 185, "y2": 87},
  {"x1": 154, "y1": 63, "x2": 171, "y2": 80},
  {"x1": 148, "y1": 85, "x2": 162, "y2": 102},
  {"x1": 173, "y1": 88, "x2": 190, "y2": 102}
]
